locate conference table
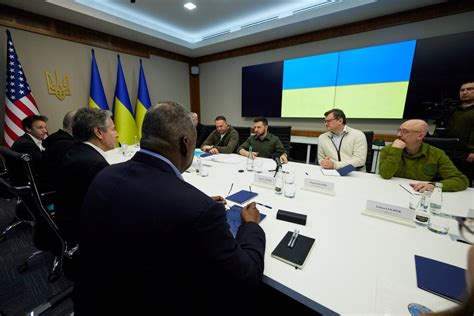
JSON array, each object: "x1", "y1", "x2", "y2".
[{"x1": 106, "y1": 147, "x2": 474, "y2": 315}]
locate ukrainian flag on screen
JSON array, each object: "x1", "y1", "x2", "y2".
[{"x1": 281, "y1": 40, "x2": 417, "y2": 118}]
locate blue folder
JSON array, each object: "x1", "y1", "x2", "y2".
[
  {"x1": 226, "y1": 190, "x2": 258, "y2": 204},
  {"x1": 414, "y1": 255, "x2": 467, "y2": 303},
  {"x1": 226, "y1": 205, "x2": 266, "y2": 238},
  {"x1": 336, "y1": 164, "x2": 356, "y2": 176}
]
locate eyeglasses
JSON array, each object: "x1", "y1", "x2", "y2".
[
  {"x1": 453, "y1": 216, "x2": 474, "y2": 244},
  {"x1": 323, "y1": 118, "x2": 338, "y2": 124},
  {"x1": 397, "y1": 128, "x2": 423, "y2": 135}
]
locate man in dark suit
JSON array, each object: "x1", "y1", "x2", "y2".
[
  {"x1": 77, "y1": 101, "x2": 265, "y2": 315},
  {"x1": 192, "y1": 111, "x2": 208, "y2": 148},
  {"x1": 41, "y1": 110, "x2": 76, "y2": 188},
  {"x1": 55, "y1": 107, "x2": 118, "y2": 246},
  {"x1": 10, "y1": 115, "x2": 48, "y2": 186}
]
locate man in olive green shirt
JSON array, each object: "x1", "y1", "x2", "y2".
[
  {"x1": 201, "y1": 116, "x2": 239, "y2": 154},
  {"x1": 238, "y1": 117, "x2": 288, "y2": 163},
  {"x1": 380, "y1": 119, "x2": 468, "y2": 192}
]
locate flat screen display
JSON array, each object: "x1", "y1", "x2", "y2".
[{"x1": 241, "y1": 31, "x2": 474, "y2": 119}]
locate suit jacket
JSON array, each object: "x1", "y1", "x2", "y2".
[
  {"x1": 41, "y1": 129, "x2": 74, "y2": 189},
  {"x1": 55, "y1": 142, "x2": 109, "y2": 244},
  {"x1": 76, "y1": 151, "x2": 265, "y2": 315},
  {"x1": 9, "y1": 133, "x2": 43, "y2": 186},
  {"x1": 195, "y1": 122, "x2": 208, "y2": 148}
]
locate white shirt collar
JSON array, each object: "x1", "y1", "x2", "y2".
[
  {"x1": 84, "y1": 141, "x2": 108, "y2": 160},
  {"x1": 27, "y1": 133, "x2": 45, "y2": 151}
]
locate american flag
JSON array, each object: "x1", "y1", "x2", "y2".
[{"x1": 4, "y1": 30, "x2": 40, "y2": 148}]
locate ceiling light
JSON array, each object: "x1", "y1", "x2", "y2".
[{"x1": 184, "y1": 2, "x2": 196, "y2": 10}]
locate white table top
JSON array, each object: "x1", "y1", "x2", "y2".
[{"x1": 106, "y1": 149, "x2": 474, "y2": 315}]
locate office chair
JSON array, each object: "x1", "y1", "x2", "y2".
[
  {"x1": 363, "y1": 131, "x2": 374, "y2": 173},
  {"x1": 0, "y1": 155, "x2": 32, "y2": 242},
  {"x1": 423, "y1": 137, "x2": 459, "y2": 161},
  {"x1": 233, "y1": 126, "x2": 251, "y2": 152},
  {"x1": 0, "y1": 146, "x2": 77, "y2": 282},
  {"x1": 268, "y1": 126, "x2": 292, "y2": 157}
]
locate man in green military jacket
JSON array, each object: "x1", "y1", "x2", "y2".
[
  {"x1": 201, "y1": 115, "x2": 239, "y2": 154},
  {"x1": 238, "y1": 117, "x2": 288, "y2": 163},
  {"x1": 380, "y1": 119, "x2": 468, "y2": 192}
]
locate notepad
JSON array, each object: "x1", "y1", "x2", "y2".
[
  {"x1": 226, "y1": 190, "x2": 258, "y2": 204},
  {"x1": 271, "y1": 231, "x2": 315, "y2": 269},
  {"x1": 320, "y1": 164, "x2": 355, "y2": 176},
  {"x1": 226, "y1": 205, "x2": 266, "y2": 238},
  {"x1": 414, "y1": 255, "x2": 467, "y2": 303}
]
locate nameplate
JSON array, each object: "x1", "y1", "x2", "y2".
[
  {"x1": 252, "y1": 174, "x2": 276, "y2": 189},
  {"x1": 301, "y1": 178, "x2": 335, "y2": 196},
  {"x1": 362, "y1": 200, "x2": 415, "y2": 227}
]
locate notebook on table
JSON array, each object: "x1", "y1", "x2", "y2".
[
  {"x1": 226, "y1": 190, "x2": 258, "y2": 204},
  {"x1": 226, "y1": 205, "x2": 266, "y2": 237},
  {"x1": 414, "y1": 255, "x2": 467, "y2": 303},
  {"x1": 271, "y1": 231, "x2": 315, "y2": 269}
]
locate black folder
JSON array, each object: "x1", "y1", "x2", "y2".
[
  {"x1": 414, "y1": 255, "x2": 467, "y2": 303},
  {"x1": 271, "y1": 231, "x2": 315, "y2": 269}
]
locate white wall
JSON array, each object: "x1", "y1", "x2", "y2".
[
  {"x1": 0, "y1": 27, "x2": 190, "y2": 134},
  {"x1": 199, "y1": 12, "x2": 474, "y2": 135}
]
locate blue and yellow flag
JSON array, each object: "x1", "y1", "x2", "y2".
[
  {"x1": 135, "y1": 59, "x2": 152, "y2": 139},
  {"x1": 113, "y1": 55, "x2": 138, "y2": 145},
  {"x1": 88, "y1": 49, "x2": 109, "y2": 110}
]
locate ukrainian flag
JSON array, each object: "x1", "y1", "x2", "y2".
[
  {"x1": 135, "y1": 59, "x2": 152, "y2": 139},
  {"x1": 113, "y1": 55, "x2": 138, "y2": 145},
  {"x1": 281, "y1": 40, "x2": 417, "y2": 118},
  {"x1": 88, "y1": 49, "x2": 109, "y2": 110}
]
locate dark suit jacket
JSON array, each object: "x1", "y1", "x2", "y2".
[
  {"x1": 55, "y1": 142, "x2": 109, "y2": 244},
  {"x1": 9, "y1": 133, "x2": 43, "y2": 186},
  {"x1": 195, "y1": 122, "x2": 209, "y2": 148},
  {"x1": 76, "y1": 151, "x2": 265, "y2": 315},
  {"x1": 41, "y1": 129, "x2": 74, "y2": 189}
]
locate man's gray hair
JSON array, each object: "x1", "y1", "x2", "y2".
[
  {"x1": 72, "y1": 107, "x2": 112, "y2": 142},
  {"x1": 141, "y1": 101, "x2": 195, "y2": 148}
]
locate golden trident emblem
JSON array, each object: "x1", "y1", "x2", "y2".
[{"x1": 45, "y1": 70, "x2": 71, "y2": 101}]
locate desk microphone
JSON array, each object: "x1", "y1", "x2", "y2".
[{"x1": 272, "y1": 153, "x2": 282, "y2": 177}]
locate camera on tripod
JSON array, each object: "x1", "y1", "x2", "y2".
[{"x1": 422, "y1": 99, "x2": 459, "y2": 136}]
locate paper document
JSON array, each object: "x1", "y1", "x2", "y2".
[
  {"x1": 320, "y1": 169, "x2": 340, "y2": 176},
  {"x1": 211, "y1": 154, "x2": 245, "y2": 164}
]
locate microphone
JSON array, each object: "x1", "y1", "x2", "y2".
[{"x1": 272, "y1": 153, "x2": 282, "y2": 176}]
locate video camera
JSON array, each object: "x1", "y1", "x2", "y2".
[{"x1": 422, "y1": 98, "x2": 460, "y2": 136}]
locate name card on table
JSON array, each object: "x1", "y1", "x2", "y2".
[
  {"x1": 301, "y1": 178, "x2": 335, "y2": 196},
  {"x1": 362, "y1": 200, "x2": 415, "y2": 227},
  {"x1": 252, "y1": 173, "x2": 276, "y2": 189}
]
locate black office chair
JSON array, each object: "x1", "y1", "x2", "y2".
[
  {"x1": 233, "y1": 126, "x2": 251, "y2": 152},
  {"x1": 0, "y1": 146, "x2": 77, "y2": 282},
  {"x1": 0, "y1": 155, "x2": 32, "y2": 242},
  {"x1": 363, "y1": 131, "x2": 374, "y2": 173},
  {"x1": 268, "y1": 126, "x2": 292, "y2": 157},
  {"x1": 423, "y1": 137, "x2": 459, "y2": 161}
]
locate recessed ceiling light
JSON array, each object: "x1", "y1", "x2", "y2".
[{"x1": 184, "y1": 2, "x2": 196, "y2": 10}]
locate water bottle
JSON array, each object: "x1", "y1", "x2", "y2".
[
  {"x1": 246, "y1": 146, "x2": 254, "y2": 171},
  {"x1": 275, "y1": 170, "x2": 283, "y2": 195},
  {"x1": 196, "y1": 156, "x2": 202, "y2": 174},
  {"x1": 414, "y1": 191, "x2": 431, "y2": 226},
  {"x1": 429, "y1": 183, "x2": 443, "y2": 214}
]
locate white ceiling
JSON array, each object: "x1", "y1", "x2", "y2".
[{"x1": 2, "y1": 0, "x2": 445, "y2": 57}]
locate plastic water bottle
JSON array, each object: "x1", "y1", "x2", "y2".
[
  {"x1": 414, "y1": 191, "x2": 431, "y2": 226},
  {"x1": 196, "y1": 156, "x2": 202, "y2": 174},
  {"x1": 246, "y1": 146, "x2": 254, "y2": 171},
  {"x1": 429, "y1": 183, "x2": 443, "y2": 214},
  {"x1": 275, "y1": 170, "x2": 283, "y2": 195}
]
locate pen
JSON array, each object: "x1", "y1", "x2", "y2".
[
  {"x1": 256, "y1": 202, "x2": 272, "y2": 209},
  {"x1": 290, "y1": 230, "x2": 299, "y2": 248},
  {"x1": 305, "y1": 172, "x2": 309, "y2": 176},
  {"x1": 399, "y1": 184, "x2": 412, "y2": 194},
  {"x1": 226, "y1": 183, "x2": 234, "y2": 197},
  {"x1": 288, "y1": 230, "x2": 296, "y2": 247}
]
